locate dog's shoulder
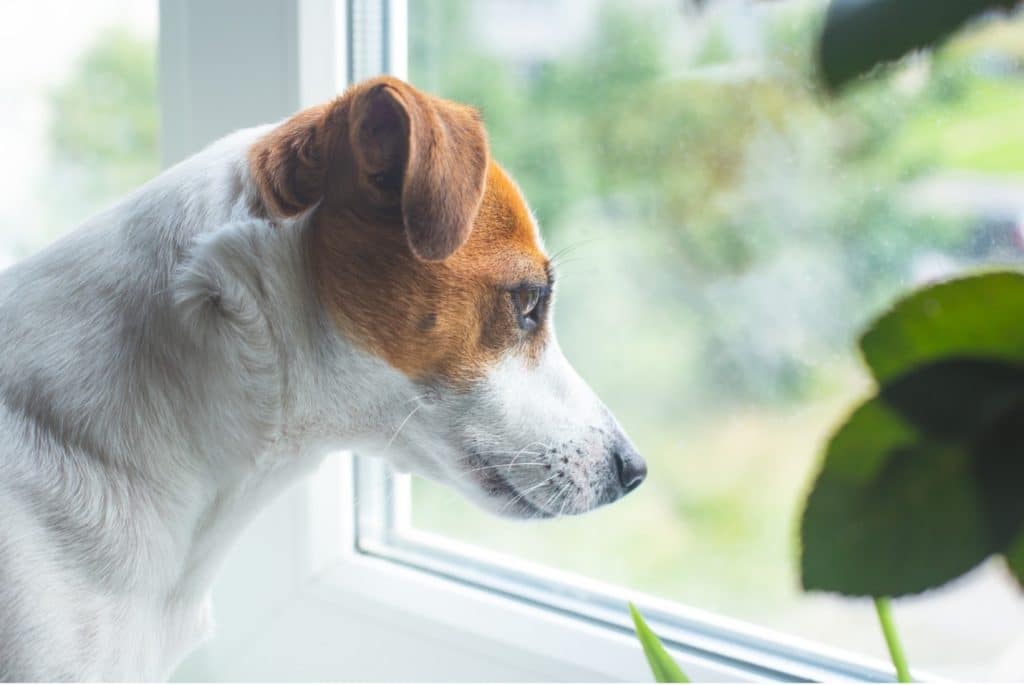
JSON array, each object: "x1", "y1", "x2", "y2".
[{"x1": 0, "y1": 121, "x2": 312, "y2": 680}]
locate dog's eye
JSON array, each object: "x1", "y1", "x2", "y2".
[
  {"x1": 511, "y1": 285, "x2": 545, "y2": 331},
  {"x1": 515, "y1": 286, "x2": 541, "y2": 315}
]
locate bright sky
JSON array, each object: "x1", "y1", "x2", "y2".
[{"x1": 0, "y1": 1, "x2": 156, "y2": 265}]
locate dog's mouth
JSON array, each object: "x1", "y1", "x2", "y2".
[{"x1": 464, "y1": 451, "x2": 556, "y2": 519}]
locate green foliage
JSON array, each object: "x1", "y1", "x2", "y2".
[
  {"x1": 43, "y1": 28, "x2": 158, "y2": 228},
  {"x1": 1006, "y1": 534, "x2": 1024, "y2": 587},
  {"x1": 874, "y1": 598, "x2": 913, "y2": 682},
  {"x1": 891, "y1": 80, "x2": 1024, "y2": 176},
  {"x1": 817, "y1": 0, "x2": 1020, "y2": 92},
  {"x1": 629, "y1": 603, "x2": 690, "y2": 683},
  {"x1": 801, "y1": 272, "x2": 1024, "y2": 597},
  {"x1": 860, "y1": 272, "x2": 1024, "y2": 383}
]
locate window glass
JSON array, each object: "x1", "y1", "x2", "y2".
[
  {"x1": 0, "y1": 0, "x2": 157, "y2": 264},
  {"x1": 406, "y1": 0, "x2": 1024, "y2": 677}
]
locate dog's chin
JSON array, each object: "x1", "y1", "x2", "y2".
[
  {"x1": 454, "y1": 465, "x2": 559, "y2": 521},
  {"x1": 388, "y1": 438, "x2": 573, "y2": 520},
  {"x1": 385, "y1": 446, "x2": 556, "y2": 520},
  {"x1": 477, "y1": 473, "x2": 559, "y2": 521}
]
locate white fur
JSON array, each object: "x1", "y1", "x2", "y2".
[{"x1": 0, "y1": 124, "x2": 639, "y2": 680}]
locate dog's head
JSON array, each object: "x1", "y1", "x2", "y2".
[{"x1": 250, "y1": 77, "x2": 645, "y2": 518}]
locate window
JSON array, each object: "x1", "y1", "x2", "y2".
[
  {"x1": 353, "y1": 0, "x2": 1024, "y2": 680},
  {"x1": 7, "y1": 1, "x2": 1022, "y2": 680},
  {"x1": 0, "y1": 0, "x2": 157, "y2": 263}
]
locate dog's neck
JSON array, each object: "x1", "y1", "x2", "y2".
[
  {"x1": 112, "y1": 206, "x2": 411, "y2": 603},
  {"x1": 161, "y1": 211, "x2": 413, "y2": 601}
]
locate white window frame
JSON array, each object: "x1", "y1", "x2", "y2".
[{"x1": 162, "y1": 1, "x2": 907, "y2": 681}]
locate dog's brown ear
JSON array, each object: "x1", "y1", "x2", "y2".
[
  {"x1": 250, "y1": 78, "x2": 488, "y2": 261},
  {"x1": 249, "y1": 103, "x2": 332, "y2": 218},
  {"x1": 349, "y1": 80, "x2": 489, "y2": 261}
]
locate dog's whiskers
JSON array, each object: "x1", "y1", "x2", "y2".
[
  {"x1": 499, "y1": 473, "x2": 558, "y2": 514},
  {"x1": 548, "y1": 238, "x2": 596, "y2": 266},
  {"x1": 544, "y1": 480, "x2": 574, "y2": 514},
  {"x1": 556, "y1": 482, "x2": 577, "y2": 518},
  {"x1": 459, "y1": 462, "x2": 547, "y2": 475},
  {"x1": 470, "y1": 449, "x2": 543, "y2": 457},
  {"x1": 384, "y1": 402, "x2": 421, "y2": 450},
  {"x1": 507, "y1": 441, "x2": 551, "y2": 470}
]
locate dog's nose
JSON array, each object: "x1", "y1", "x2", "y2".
[{"x1": 612, "y1": 442, "x2": 647, "y2": 493}]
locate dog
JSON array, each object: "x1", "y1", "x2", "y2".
[{"x1": 0, "y1": 76, "x2": 646, "y2": 681}]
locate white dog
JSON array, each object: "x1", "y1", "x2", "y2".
[{"x1": 0, "y1": 77, "x2": 645, "y2": 681}]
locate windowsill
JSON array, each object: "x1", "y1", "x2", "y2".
[{"x1": 322, "y1": 523, "x2": 910, "y2": 682}]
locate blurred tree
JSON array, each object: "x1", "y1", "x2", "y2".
[{"x1": 42, "y1": 28, "x2": 158, "y2": 231}]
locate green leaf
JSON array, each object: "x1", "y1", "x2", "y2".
[
  {"x1": 860, "y1": 271, "x2": 1024, "y2": 385},
  {"x1": 1005, "y1": 534, "x2": 1024, "y2": 589},
  {"x1": 818, "y1": 0, "x2": 1019, "y2": 93},
  {"x1": 879, "y1": 358, "x2": 1024, "y2": 441},
  {"x1": 628, "y1": 602, "x2": 690, "y2": 683},
  {"x1": 801, "y1": 359, "x2": 1024, "y2": 597}
]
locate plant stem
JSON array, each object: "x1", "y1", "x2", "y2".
[{"x1": 874, "y1": 597, "x2": 912, "y2": 682}]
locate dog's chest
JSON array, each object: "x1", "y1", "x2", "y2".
[{"x1": 82, "y1": 594, "x2": 215, "y2": 680}]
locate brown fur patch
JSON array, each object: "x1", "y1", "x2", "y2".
[
  {"x1": 250, "y1": 76, "x2": 488, "y2": 261},
  {"x1": 313, "y1": 161, "x2": 550, "y2": 385},
  {"x1": 249, "y1": 78, "x2": 550, "y2": 386},
  {"x1": 249, "y1": 102, "x2": 333, "y2": 218}
]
